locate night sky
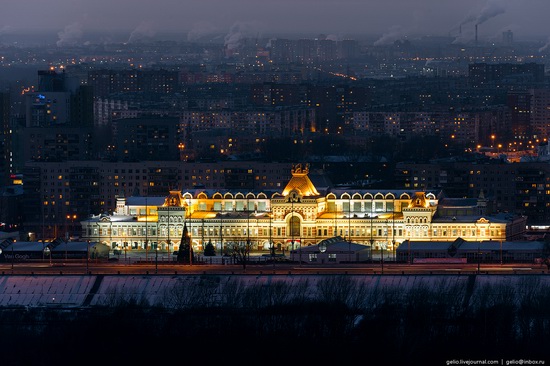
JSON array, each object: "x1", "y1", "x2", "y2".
[{"x1": 1, "y1": 0, "x2": 549, "y2": 45}]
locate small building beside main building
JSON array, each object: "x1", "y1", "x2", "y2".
[
  {"x1": 0, "y1": 238, "x2": 110, "y2": 262},
  {"x1": 289, "y1": 236, "x2": 372, "y2": 264},
  {"x1": 396, "y1": 238, "x2": 547, "y2": 264}
]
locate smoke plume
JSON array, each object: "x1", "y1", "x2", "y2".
[
  {"x1": 475, "y1": 0, "x2": 506, "y2": 25},
  {"x1": 56, "y1": 22, "x2": 83, "y2": 47},
  {"x1": 127, "y1": 21, "x2": 156, "y2": 43},
  {"x1": 0, "y1": 25, "x2": 13, "y2": 35},
  {"x1": 539, "y1": 37, "x2": 550, "y2": 53},
  {"x1": 223, "y1": 21, "x2": 262, "y2": 56},
  {"x1": 374, "y1": 25, "x2": 405, "y2": 46},
  {"x1": 459, "y1": 0, "x2": 506, "y2": 27},
  {"x1": 187, "y1": 21, "x2": 218, "y2": 42}
]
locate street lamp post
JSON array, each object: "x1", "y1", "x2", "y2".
[
  {"x1": 145, "y1": 197, "x2": 149, "y2": 263},
  {"x1": 382, "y1": 219, "x2": 389, "y2": 273},
  {"x1": 220, "y1": 208, "x2": 223, "y2": 259},
  {"x1": 201, "y1": 218, "x2": 205, "y2": 257},
  {"x1": 166, "y1": 200, "x2": 169, "y2": 263},
  {"x1": 477, "y1": 241, "x2": 481, "y2": 274},
  {"x1": 86, "y1": 240, "x2": 90, "y2": 273},
  {"x1": 65, "y1": 214, "x2": 69, "y2": 241},
  {"x1": 188, "y1": 198, "x2": 193, "y2": 266},
  {"x1": 66, "y1": 214, "x2": 77, "y2": 241},
  {"x1": 291, "y1": 196, "x2": 294, "y2": 251},
  {"x1": 348, "y1": 196, "x2": 351, "y2": 263},
  {"x1": 392, "y1": 197, "x2": 395, "y2": 262},
  {"x1": 247, "y1": 197, "x2": 250, "y2": 264},
  {"x1": 369, "y1": 198, "x2": 374, "y2": 262},
  {"x1": 381, "y1": 241, "x2": 384, "y2": 274},
  {"x1": 299, "y1": 237, "x2": 302, "y2": 267},
  {"x1": 42, "y1": 195, "x2": 45, "y2": 262},
  {"x1": 269, "y1": 208, "x2": 274, "y2": 269}
]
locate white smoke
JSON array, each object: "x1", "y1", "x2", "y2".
[
  {"x1": 0, "y1": 25, "x2": 13, "y2": 35},
  {"x1": 187, "y1": 21, "x2": 218, "y2": 42},
  {"x1": 453, "y1": 0, "x2": 507, "y2": 43},
  {"x1": 539, "y1": 37, "x2": 550, "y2": 53},
  {"x1": 325, "y1": 34, "x2": 340, "y2": 42},
  {"x1": 476, "y1": 0, "x2": 506, "y2": 25},
  {"x1": 459, "y1": 0, "x2": 506, "y2": 28},
  {"x1": 223, "y1": 21, "x2": 264, "y2": 55},
  {"x1": 56, "y1": 22, "x2": 83, "y2": 47},
  {"x1": 127, "y1": 21, "x2": 156, "y2": 43},
  {"x1": 374, "y1": 25, "x2": 405, "y2": 46},
  {"x1": 265, "y1": 38, "x2": 276, "y2": 49},
  {"x1": 452, "y1": 29, "x2": 475, "y2": 44},
  {"x1": 224, "y1": 22, "x2": 253, "y2": 52}
]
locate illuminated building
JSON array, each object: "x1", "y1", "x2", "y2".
[{"x1": 81, "y1": 164, "x2": 526, "y2": 255}]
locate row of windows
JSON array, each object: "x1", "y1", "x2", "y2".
[{"x1": 96, "y1": 223, "x2": 499, "y2": 239}]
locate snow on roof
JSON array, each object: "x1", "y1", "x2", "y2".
[
  {"x1": 432, "y1": 215, "x2": 512, "y2": 223},
  {"x1": 396, "y1": 241, "x2": 453, "y2": 251},
  {"x1": 292, "y1": 240, "x2": 370, "y2": 253},
  {"x1": 1, "y1": 241, "x2": 101, "y2": 252},
  {"x1": 51, "y1": 241, "x2": 100, "y2": 252},
  {"x1": 460, "y1": 241, "x2": 545, "y2": 251},
  {"x1": 396, "y1": 240, "x2": 545, "y2": 252},
  {"x1": 126, "y1": 196, "x2": 166, "y2": 206}
]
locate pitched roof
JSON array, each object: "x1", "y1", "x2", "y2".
[{"x1": 281, "y1": 163, "x2": 320, "y2": 197}]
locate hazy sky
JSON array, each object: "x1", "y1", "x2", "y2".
[{"x1": 1, "y1": 0, "x2": 550, "y2": 45}]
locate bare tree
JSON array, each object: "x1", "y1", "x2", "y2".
[
  {"x1": 228, "y1": 240, "x2": 252, "y2": 271},
  {"x1": 162, "y1": 277, "x2": 219, "y2": 309}
]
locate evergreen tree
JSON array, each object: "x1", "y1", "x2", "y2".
[
  {"x1": 177, "y1": 223, "x2": 193, "y2": 264},
  {"x1": 204, "y1": 240, "x2": 216, "y2": 256}
]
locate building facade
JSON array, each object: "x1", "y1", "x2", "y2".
[{"x1": 80, "y1": 164, "x2": 526, "y2": 256}]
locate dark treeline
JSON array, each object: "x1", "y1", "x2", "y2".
[{"x1": 1, "y1": 276, "x2": 549, "y2": 365}]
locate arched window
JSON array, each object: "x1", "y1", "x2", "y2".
[{"x1": 290, "y1": 216, "x2": 300, "y2": 237}]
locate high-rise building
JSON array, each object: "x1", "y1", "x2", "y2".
[
  {"x1": 468, "y1": 63, "x2": 545, "y2": 88},
  {"x1": 502, "y1": 30, "x2": 513, "y2": 45},
  {"x1": 87, "y1": 69, "x2": 179, "y2": 98},
  {"x1": 24, "y1": 69, "x2": 94, "y2": 128},
  {"x1": 507, "y1": 91, "x2": 532, "y2": 140},
  {"x1": 529, "y1": 88, "x2": 550, "y2": 138}
]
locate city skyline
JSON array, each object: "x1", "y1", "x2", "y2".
[{"x1": 1, "y1": 0, "x2": 550, "y2": 46}]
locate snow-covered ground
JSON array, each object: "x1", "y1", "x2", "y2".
[{"x1": 0, "y1": 274, "x2": 548, "y2": 309}]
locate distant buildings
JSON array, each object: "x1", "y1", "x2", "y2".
[
  {"x1": 0, "y1": 37, "x2": 548, "y2": 246},
  {"x1": 22, "y1": 160, "x2": 293, "y2": 240},
  {"x1": 395, "y1": 160, "x2": 550, "y2": 225}
]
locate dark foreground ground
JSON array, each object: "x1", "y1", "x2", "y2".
[{"x1": 1, "y1": 281, "x2": 549, "y2": 366}]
